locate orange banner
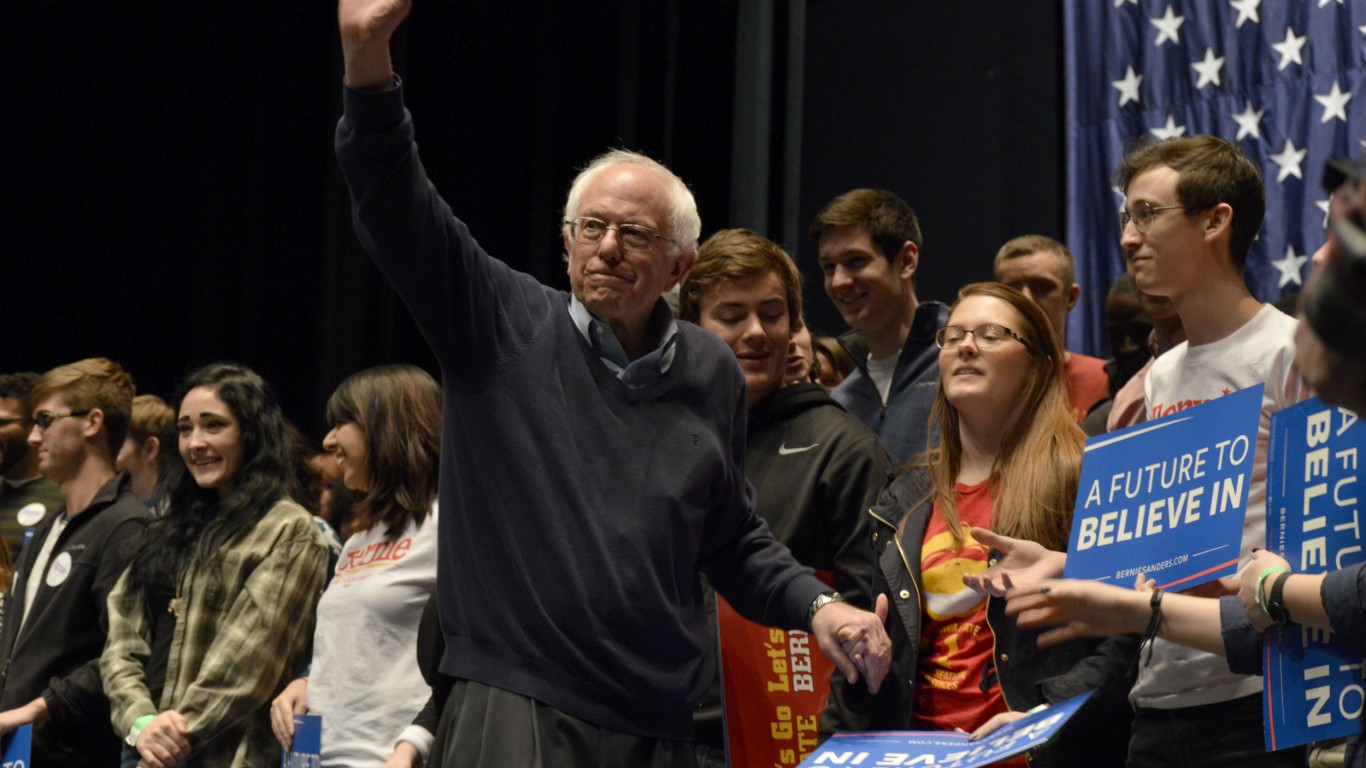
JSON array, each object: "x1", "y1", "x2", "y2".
[{"x1": 717, "y1": 581, "x2": 836, "y2": 768}]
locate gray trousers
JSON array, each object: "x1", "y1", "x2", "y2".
[{"x1": 432, "y1": 680, "x2": 695, "y2": 768}]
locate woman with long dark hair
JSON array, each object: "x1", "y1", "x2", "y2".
[
  {"x1": 825, "y1": 283, "x2": 1133, "y2": 767},
  {"x1": 101, "y1": 363, "x2": 329, "y2": 768},
  {"x1": 269, "y1": 364, "x2": 441, "y2": 768}
]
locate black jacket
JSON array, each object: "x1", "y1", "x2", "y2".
[
  {"x1": 822, "y1": 466, "x2": 1136, "y2": 768},
  {"x1": 743, "y1": 383, "x2": 893, "y2": 608},
  {"x1": 0, "y1": 471, "x2": 150, "y2": 768},
  {"x1": 695, "y1": 383, "x2": 893, "y2": 750}
]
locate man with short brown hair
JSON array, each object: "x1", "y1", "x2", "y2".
[
  {"x1": 0, "y1": 357, "x2": 150, "y2": 768},
  {"x1": 994, "y1": 234, "x2": 1109, "y2": 422},
  {"x1": 812, "y1": 188, "x2": 948, "y2": 464}
]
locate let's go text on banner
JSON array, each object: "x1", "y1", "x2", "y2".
[
  {"x1": 717, "y1": 579, "x2": 836, "y2": 768},
  {"x1": 1065, "y1": 384, "x2": 1263, "y2": 589},
  {"x1": 1263, "y1": 399, "x2": 1363, "y2": 752}
]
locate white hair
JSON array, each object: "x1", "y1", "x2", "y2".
[{"x1": 562, "y1": 149, "x2": 701, "y2": 259}]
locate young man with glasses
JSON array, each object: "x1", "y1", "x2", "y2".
[
  {"x1": 0, "y1": 372, "x2": 65, "y2": 560},
  {"x1": 334, "y1": 2, "x2": 891, "y2": 765},
  {"x1": 0, "y1": 358, "x2": 150, "y2": 768},
  {"x1": 1116, "y1": 136, "x2": 1307, "y2": 767},
  {"x1": 811, "y1": 188, "x2": 949, "y2": 465}
]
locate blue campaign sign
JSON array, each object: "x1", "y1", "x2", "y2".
[
  {"x1": 1064, "y1": 384, "x2": 1263, "y2": 589},
  {"x1": 281, "y1": 714, "x2": 322, "y2": 768},
  {"x1": 1263, "y1": 399, "x2": 1364, "y2": 752},
  {"x1": 798, "y1": 691, "x2": 1094, "y2": 768},
  {"x1": 1, "y1": 725, "x2": 31, "y2": 768}
]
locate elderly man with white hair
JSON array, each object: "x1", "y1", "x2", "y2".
[{"x1": 333, "y1": 1, "x2": 891, "y2": 766}]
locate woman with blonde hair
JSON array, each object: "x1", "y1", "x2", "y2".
[{"x1": 824, "y1": 282, "x2": 1132, "y2": 767}]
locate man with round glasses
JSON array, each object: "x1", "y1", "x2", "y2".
[
  {"x1": 0, "y1": 358, "x2": 149, "y2": 768},
  {"x1": 1115, "y1": 136, "x2": 1307, "y2": 767},
  {"x1": 333, "y1": 1, "x2": 891, "y2": 765}
]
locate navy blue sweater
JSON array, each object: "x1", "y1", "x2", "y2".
[{"x1": 336, "y1": 82, "x2": 827, "y2": 740}]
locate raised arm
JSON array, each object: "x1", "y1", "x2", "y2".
[{"x1": 338, "y1": 0, "x2": 410, "y2": 90}]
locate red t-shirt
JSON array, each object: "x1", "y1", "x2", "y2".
[
  {"x1": 913, "y1": 480, "x2": 1025, "y2": 766},
  {"x1": 1065, "y1": 352, "x2": 1110, "y2": 422}
]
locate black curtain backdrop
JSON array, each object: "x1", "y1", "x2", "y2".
[{"x1": 3, "y1": 1, "x2": 1062, "y2": 445}]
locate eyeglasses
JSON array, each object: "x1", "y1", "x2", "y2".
[
  {"x1": 1120, "y1": 202, "x2": 1192, "y2": 233},
  {"x1": 935, "y1": 324, "x2": 1031, "y2": 351},
  {"x1": 32, "y1": 410, "x2": 91, "y2": 432},
  {"x1": 565, "y1": 216, "x2": 675, "y2": 252},
  {"x1": 0, "y1": 417, "x2": 28, "y2": 428}
]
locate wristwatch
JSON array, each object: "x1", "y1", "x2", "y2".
[
  {"x1": 807, "y1": 591, "x2": 844, "y2": 627},
  {"x1": 1266, "y1": 572, "x2": 1293, "y2": 626}
]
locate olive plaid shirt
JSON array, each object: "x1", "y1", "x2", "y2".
[{"x1": 101, "y1": 499, "x2": 328, "y2": 767}]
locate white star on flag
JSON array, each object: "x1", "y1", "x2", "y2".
[
  {"x1": 1272, "y1": 246, "x2": 1308, "y2": 288},
  {"x1": 1318, "y1": 0, "x2": 1343, "y2": 6},
  {"x1": 1229, "y1": 0, "x2": 1260, "y2": 28},
  {"x1": 1272, "y1": 27, "x2": 1307, "y2": 71},
  {"x1": 1149, "y1": 115, "x2": 1187, "y2": 139},
  {"x1": 1269, "y1": 139, "x2": 1307, "y2": 182},
  {"x1": 1114, "y1": 0, "x2": 1137, "y2": 6},
  {"x1": 1231, "y1": 100, "x2": 1264, "y2": 140},
  {"x1": 1315, "y1": 81, "x2": 1352, "y2": 124},
  {"x1": 1150, "y1": 6, "x2": 1185, "y2": 46},
  {"x1": 1112, "y1": 66, "x2": 1143, "y2": 107},
  {"x1": 1191, "y1": 48, "x2": 1225, "y2": 89}
]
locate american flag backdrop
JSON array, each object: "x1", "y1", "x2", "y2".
[{"x1": 1064, "y1": 0, "x2": 1366, "y2": 357}]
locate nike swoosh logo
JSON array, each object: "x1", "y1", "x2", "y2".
[{"x1": 778, "y1": 442, "x2": 820, "y2": 455}]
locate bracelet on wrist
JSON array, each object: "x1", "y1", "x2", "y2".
[
  {"x1": 1256, "y1": 565, "x2": 1290, "y2": 616},
  {"x1": 1267, "y1": 572, "x2": 1294, "y2": 626},
  {"x1": 125, "y1": 713, "x2": 157, "y2": 748},
  {"x1": 1139, "y1": 588, "x2": 1164, "y2": 669}
]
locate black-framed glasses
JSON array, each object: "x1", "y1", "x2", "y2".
[
  {"x1": 1120, "y1": 202, "x2": 1191, "y2": 233},
  {"x1": 0, "y1": 417, "x2": 28, "y2": 428},
  {"x1": 32, "y1": 410, "x2": 91, "y2": 432},
  {"x1": 935, "y1": 324, "x2": 1031, "y2": 351},
  {"x1": 565, "y1": 216, "x2": 675, "y2": 252}
]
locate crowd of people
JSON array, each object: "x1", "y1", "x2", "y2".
[{"x1": 1, "y1": 2, "x2": 1364, "y2": 767}]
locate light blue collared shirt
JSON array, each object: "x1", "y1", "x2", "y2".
[{"x1": 568, "y1": 294, "x2": 678, "y2": 388}]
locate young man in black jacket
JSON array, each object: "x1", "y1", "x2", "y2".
[
  {"x1": 0, "y1": 358, "x2": 150, "y2": 767},
  {"x1": 680, "y1": 228, "x2": 893, "y2": 761}
]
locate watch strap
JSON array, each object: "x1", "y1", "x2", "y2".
[{"x1": 1268, "y1": 572, "x2": 1293, "y2": 626}]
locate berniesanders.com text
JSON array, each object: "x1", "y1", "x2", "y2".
[{"x1": 1114, "y1": 554, "x2": 1188, "y2": 580}]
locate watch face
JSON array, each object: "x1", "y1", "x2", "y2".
[{"x1": 1268, "y1": 602, "x2": 1289, "y2": 625}]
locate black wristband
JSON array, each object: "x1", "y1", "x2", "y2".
[
  {"x1": 1267, "y1": 572, "x2": 1293, "y2": 626},
  {"x1": 1139, "y1": 588, "x2": 1164, "y2": 668}
]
